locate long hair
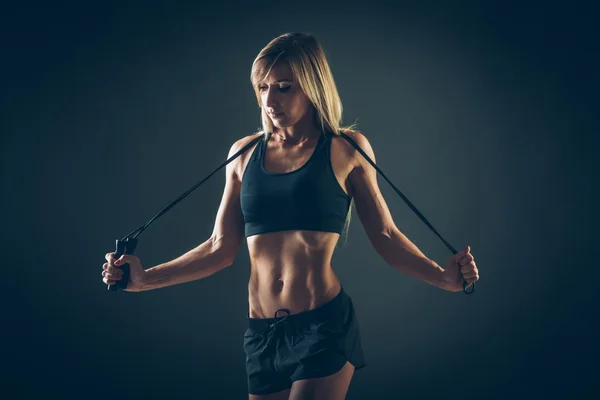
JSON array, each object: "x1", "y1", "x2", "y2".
[{"x1": 250, "y1": 32, "x2": 357, "y2": 246}]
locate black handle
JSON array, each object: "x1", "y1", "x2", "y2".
[
  {"x1": 107, "y1": 238, "x2": 138, "y2": 291},
  {"x1": 464, "y1": 280, "x2": 475, "y2": 294}
]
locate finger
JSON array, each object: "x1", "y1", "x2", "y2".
[
  {"x1": 107, "y1": 273, "x2": 122, "y2": 280},
  {"x1": 103, "y1": 277, "x2": 116, "y2": 285},
  {"x1": 107, "y1": 265, "x2": 123, "y2": 275},
  {"x1": 104, "y1": 267, "x2": 122, "y2": 279},
  {"x1": 462, "y1": 271, "x2": 478, "y2": 280},
  {"x1": 458, "y1": 254, "x2": 474, "y2": 266},
  {"x1": 460, "y1": 262, "x2": 476, "y2": 274},
  {"x1": 105, "y1": 252, "x2": 116, "y2": 263},
  {"x1": 102, "y1": 262, "x2": 119, "y2": 271},
  {"x1": 114, "y1": 255, "x2": 133, "y2": 266},
  {"x1": 102, "y1": 270, "x2": 123, "y2": 279}
]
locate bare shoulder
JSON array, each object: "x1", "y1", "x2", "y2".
[
  {"x1": 228, "y1": 131, "x2": 264, "y2": 156},
  {"x1": 227, "y1": 131, "x2": 264, "y2": 180},
  {"x1": 332, "y1": 130, "x2": 376, "y2": 169}
]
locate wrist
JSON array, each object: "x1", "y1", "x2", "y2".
[
  {"x1": 136, "y1": 269, "x2": 156, "y2": 292},
  {"x1": 123, "y1": 270, "x2": 150, "y2": 292}
]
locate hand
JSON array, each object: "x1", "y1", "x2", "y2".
[
  {"x1": 102, "y1": 252, "x2": 146, "y2": 292},
  {"x1": 442, "y1": 246, "x2": 479, "y2": 292}
]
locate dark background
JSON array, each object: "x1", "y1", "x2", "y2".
[{"x1": 2, "y1": 0, "x2": 598, "y2": 399}]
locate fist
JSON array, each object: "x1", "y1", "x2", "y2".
[
  {"x1": 442, "y1": 246, "x2": 479, "y2": 292},
  {"x1": 102, "y1": 252, "x2": 145, "y2": 292}
]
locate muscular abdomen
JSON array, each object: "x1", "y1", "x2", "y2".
[{"x1": 246, "y1": 230, "x2": 342, "y2": 319}]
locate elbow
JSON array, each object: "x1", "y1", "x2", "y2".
[
  {"x1": 209, "y1": 236, "x2": 240, "y2": 269},
  {"x1": 370, "y1": 225, "x2": 396, "y2": 248},
  {"x1": 381, "y1": 226, "x2": 394, "y2": 240},
  {"x1": 220, "y1": 254, "x2": 236, "y2": 269}
]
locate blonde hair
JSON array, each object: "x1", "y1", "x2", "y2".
[{"x1": 250, "y1": 32, "x2": 357, "y2": 246}]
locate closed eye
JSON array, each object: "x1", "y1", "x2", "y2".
[{"x1": 258, "y1": 86, "x2": 292, "y2": 92}]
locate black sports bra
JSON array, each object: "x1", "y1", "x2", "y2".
[{"x1": 240, "y1": 133, "x2": 351, "y2": 237}]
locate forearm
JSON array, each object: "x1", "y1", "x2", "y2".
[
  {"x1": 371, "y1": 228, "x2": 449, "y2": 290},
  {"x1": 137, "y1": 239, "x2": 231, "y2": 292}
]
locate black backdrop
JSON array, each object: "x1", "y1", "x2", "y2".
[{"x1": 2, "y1": 1, "x2": 598, "y2": 399}]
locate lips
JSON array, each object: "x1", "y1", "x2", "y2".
[{"x1": 269, "y1": 112, "x2": 284, "y2": 118}]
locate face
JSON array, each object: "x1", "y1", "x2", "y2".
[{"x1": 258, "y1": 61, "x2": 314, "y2": 129}]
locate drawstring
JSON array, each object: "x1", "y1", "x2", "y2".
[
  {"x1": 268, "y1": 309, "x2": 290, "y2": 330},
  {"x1": 258, "y1": 308, "x2": 291, "y2": 356}
]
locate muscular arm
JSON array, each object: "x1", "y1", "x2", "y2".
[
  {"x1": 138, "y1": 137, "x2": 248, "y2": 291},
  {"x1": 347, "y1": 131, "x2": 451, "y2": 291}
]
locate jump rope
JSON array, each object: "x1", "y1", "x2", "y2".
[{"x1": 107, "y1": 132, "x2": 475, "y2": 295}]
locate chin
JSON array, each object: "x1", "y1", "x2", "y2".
[{"x1": 273, "y1": 119, "x2": 291, "y2": 128}]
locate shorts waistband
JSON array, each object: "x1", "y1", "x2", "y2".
[{"x1": 247, "y1": 286, "x2": 349, "y2": 333}]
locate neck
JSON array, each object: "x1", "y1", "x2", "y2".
[
  {"x1": 273, "y1": 130, "x2": 320, "y2": 145},
  {"x1": 273, "y1": 114, "x2": 321, "y2": 144}
]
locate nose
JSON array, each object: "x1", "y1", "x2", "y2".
[{"x1": 263, "y1": 86, "x2": 279, "y2": 111}]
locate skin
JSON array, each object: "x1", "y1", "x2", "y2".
[
  {"x1": 246, "y1": 62, "x2": 348, "y2": 319},
  {"x1": 102, "y1": 60, "x2": 480, "y2": 399}
]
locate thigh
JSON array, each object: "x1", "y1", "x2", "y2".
[
  {"x1": 244, "y1": 329, "x2": 292, "y2": 397},
  {"x1": 250, "y1": 388, "x2": 291, "y2": 400},
  {"x1": 288, "y1": 361, "x2": 355, "y2": 400}
]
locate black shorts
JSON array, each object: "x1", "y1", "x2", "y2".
[{"x1": 243, "y1": 286, "x2": 366, "y2": 395}]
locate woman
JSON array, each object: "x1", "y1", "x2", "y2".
[{"x1": 102, "y1": 32, "x2": 479, "y2": 399}]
